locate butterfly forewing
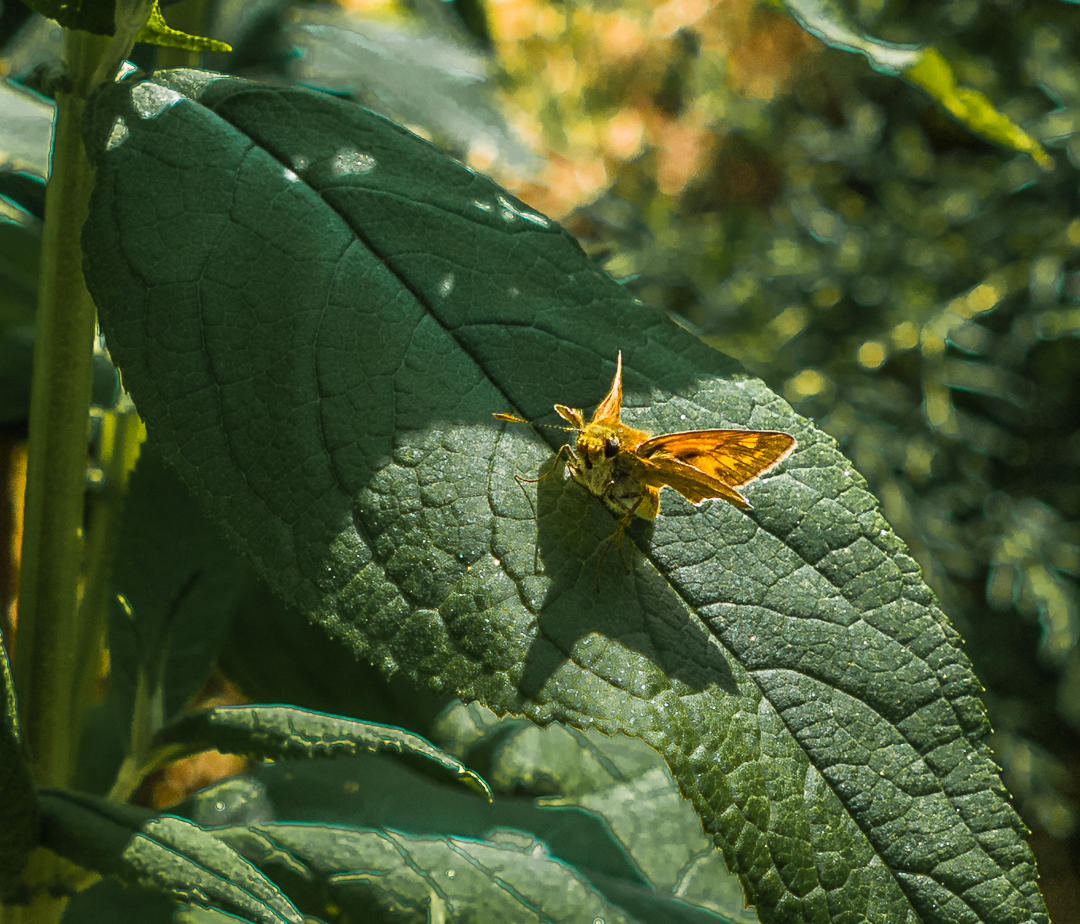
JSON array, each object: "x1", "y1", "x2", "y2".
[
  {"x1": 590, "y1": 354, "x2": 625, "y2": 425},
  {"x1": 638, "y1": 429, "x2": 796, "y2": 488}
]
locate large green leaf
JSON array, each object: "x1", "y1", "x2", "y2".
[{"x1": 81, "y1": 71, "x2": 1047, "y2": 924}]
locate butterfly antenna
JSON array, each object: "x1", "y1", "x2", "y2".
[{"x1": 493, "y1": 412, "x2": 578, "y2": 434}]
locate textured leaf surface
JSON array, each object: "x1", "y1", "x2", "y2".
[
  {"x1": 433, "y1": 701, "x2": 753, "y2": 923},
  {"x1": 218, "y1": 821, "x2": 638, "y2": 924},
  {"x1": 155, "y1": 704, "x2": 491, "y2": 798},
  {"x1": 136, "y1": 1, "x2": 232, "y2": 53},
  {"x1": 39, "y1": 789, "x2": 301, "y2": 924},
  {"x1": 82, "y1": 70, "x2": 1047, "y2": 924}
]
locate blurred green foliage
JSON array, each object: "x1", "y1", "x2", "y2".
[{"x1": 573, "y1": 0, "x2": 1080, "y2": 855}]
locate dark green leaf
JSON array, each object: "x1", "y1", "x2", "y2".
[
  {"x1": 218, "y1": 820, "x2": 640, "y2": 924},
  {"x1": 0, "y1": 219, "x2": 40, "y2": 328},
  {"x1": 254, "y1": 752, "x2": 641, "y2": 886},
  {"x1": 23, "y1": 0, "x2": 116, "y2": 37},
  {"x1": 0, "y1": 171, "x2": 46, "y2": 220},
  {"x1": 0, "y1": 325, "x2": 35, "y2": 426},
  {"x1": 176, "y1": 755, "x2": 684, "y2": 922},
  {"x1": 60, "y1": 878, "x2": 175, "y2": 924},
  {"x1": 154, "y1": 704, "x2": 492, "y2": 799},
  {"x1": 38, "y1": 789, "x2": 302, "y2": 924},
  {"x1": 82, "y1": 71, "x2": 1047, "y2": 924},
  {"x1": 106, "y1": 445, "x2": 251, "y2": 747},
  {"x1": 0, "y1": 634, "x2": 36, "y2": 902},
  {"x1": 432, "y1": 701, "x2": 754, "y2": 923}
]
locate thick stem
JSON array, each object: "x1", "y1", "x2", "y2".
[{"x1": 13, "y1": 28, "x2": 110, "y2": 790}]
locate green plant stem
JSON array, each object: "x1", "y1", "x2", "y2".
[
  {"x1": 14, "y1": 29, "x2": 110, "y2": 791},
  {"x1": 71, "y1": 405, "x2": 144, "y2": 766}
]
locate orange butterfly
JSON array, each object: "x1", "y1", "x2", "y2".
[{"x1": 496, "y1": 353, "x2": 796, "y2": 557}]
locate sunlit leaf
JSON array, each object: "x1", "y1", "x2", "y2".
[
  {"x1": 81, "y1": 71, "x2": 1048, "y2": 924},
  {"x1": 155, "y1": 704, "x2": 492, "y2": 799},
  {"x1": 136, "y1": 1, "x2": 231, "y2": 53}
]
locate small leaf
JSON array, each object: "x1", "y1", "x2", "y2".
[
  {"x1": 135, "y1": 1, "x2": 231, "y2": 53},
  {"x1": 39, "y1": 790, "x2": 302, "y2": 924},
  {"x1": 107, "y1": 446, "x2": 251, "y2": 747},
  {"x1": 904, "y1": 48, "x2": 1054, "y2": 170},
  {"x1": 155, "y1": 704, "x2": 492, "y2": 800},
  {"x1": 780, "y1": 0, "x2": 1053, "y2": 168},
  {"x1": 0, "y1": 635, "x2": 36, "y2": 902}
]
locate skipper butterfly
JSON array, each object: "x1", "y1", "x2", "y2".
[{"x1": 496, "y1": 352, "x2": 796, "y2": 567}]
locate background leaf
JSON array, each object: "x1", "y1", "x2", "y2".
[
  {"x1": 0, "y1": 633, "x2": 36, "y2": 902},
  {"x1": 219, "y1": 820, "x2": 641, "y2": 924},
  {"x1": 154, "y1": 704, "x2": 491, "y2": 798},
  {"x1": 172, "y1": 751, "x2": 729, "y2": 923},
  {"x1": 22, "y1": 0, "x2": 116, "y2": 37},
  {"x1": 779, "y1": 0, "x2": 1051, "y2": 167},
  {"x1": 81, "y1": 72, "x2": 1046, "y2": 924},
  {"x1": 60, "y1": 877, "x2": 176, "y2": 924},
  {"x1": 432, "y1": 700, "x2": 755, "y2": 922},
  {"x1": 39, "y1": 789, "x2": 302, "y2": 924},
  {"x1": 102, "y1": 446, "x2": 250, "y2": 747}
]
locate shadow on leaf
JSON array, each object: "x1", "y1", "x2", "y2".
[{"x1": 518, "y1": 459, "x2": 739, "y2": 702}]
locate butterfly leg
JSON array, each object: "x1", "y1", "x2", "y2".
[
  {"x1": 509, "y1": 444, "x2": 573, "y2": 574},
  {"x1": 515, "y1": 443, "x2": 573, "y2": 486},
  {"x1": 509, "y1": 443, "x2": 573, "y2": 517}
]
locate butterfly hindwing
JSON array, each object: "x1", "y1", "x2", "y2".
[{"x1": 638, "y1": 429, "x2": 796, "y2": 488}]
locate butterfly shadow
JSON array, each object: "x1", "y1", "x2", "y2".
[{"x1": 516, "y1": 464, "x2": 739, "y2": 702}]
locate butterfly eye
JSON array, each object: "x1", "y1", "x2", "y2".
[{"x1": 604, "y1": 437, "x2": 620, "y2": 458}]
